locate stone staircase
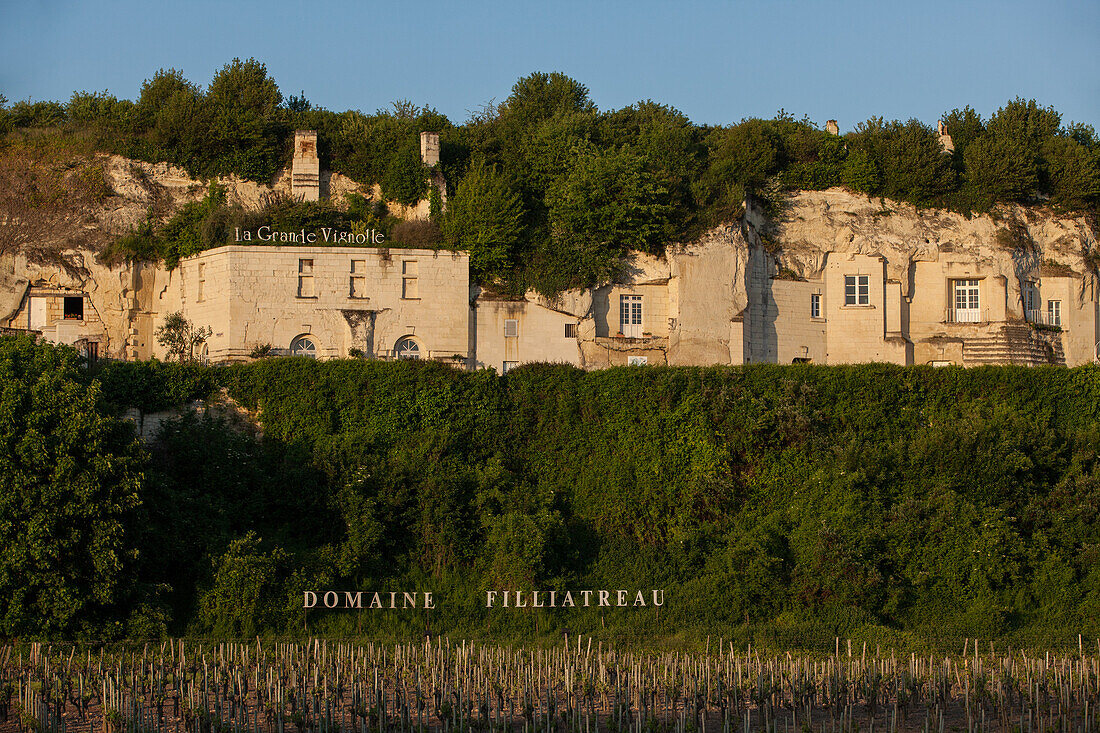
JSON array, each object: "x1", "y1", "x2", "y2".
[{"x1": 962, "y1": 323, "x2": 1065, "y2": 366}]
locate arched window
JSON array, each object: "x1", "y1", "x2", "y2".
[
  {"x1": 395, "y1": 336, "x2": 420, "y2": 360},
  {"x1": 290, "y1": 334, "x2": 317, "y2": 358}
]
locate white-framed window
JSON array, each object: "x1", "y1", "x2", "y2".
[
  {"x1": 504, "y1": 319, "x2": 518, "y2": 338},
  {"x1": 952, "y1": 279, "x2": 981, "y2": 322},
  {"x1": 395, "y1": 336, "x2": 420, "y2": 360},
  {"x1": 298, "y1": 259, "x2": 315, "y2": 298},
  {"x1": 564, "y1": 322, "x2": 578, "y2": 338},
  {"x1": 1048, "y1": 300, "x2": 1061, "y2": 327},
  {"x1": 628, "y1": 356, "x2": 648, "y2": 366},
  {"x1": 290, "y1": 334, "x2": 317, "y2": 358},
  {"x1": 620, "y1": 294, "x2": 643, "y2": 337},
  {"x1": 402, "y1": 261, "x2": 419, "y2": 299},
  {"x1": 844, "y1": 275, "x2": 869, "y2": 306},
  {"x1": 502, "y1": 361, "x2": 519, "y2": 373},
  {"x1": 810, "y1": 293, "x2": 821, "y2": 319}
]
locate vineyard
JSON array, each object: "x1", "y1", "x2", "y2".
[{"x1": 3, "y1": 639, "x2": 1100, "y2": 733}]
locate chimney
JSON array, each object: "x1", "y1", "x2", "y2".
[
  {"x1": 292, "y1": 130, "x2": 320, "y2": 201},
  {"x1": 420, "y1": 131, "x2": 440, "y2": 167}
]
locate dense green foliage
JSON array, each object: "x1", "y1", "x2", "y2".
[
  {"x1": 0, "y1": 335, "x2": 1092, "y2": 646},
  {"x1": 5, "y1": 64, "x2": 1098, "y2": 294},
  {"x1": 0, "y1": 337, "x2": 145, "y2": 637}
]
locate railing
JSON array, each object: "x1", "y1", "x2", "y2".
[
  {"x1": 947, "y1": 306, "x2": 984, "y2": 323},
  {"x1": 1026, "y1": 309, "x2": 1062, "y2": 327}
]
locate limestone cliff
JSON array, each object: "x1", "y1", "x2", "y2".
[{"x1": 760, "y1": 188, "x2": 1097, "y2": 312}]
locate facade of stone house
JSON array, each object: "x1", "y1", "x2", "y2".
[{"x1": 139, "y1": 245, "x2": 470, "y2": 364}]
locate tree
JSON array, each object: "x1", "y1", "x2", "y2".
[
  {"x1": 381, "y1": 137, "x2": 428, "y2": 204},
  {"x1": 546, "y1": 146, "x2": 673, "y2": 286},
  {"x1": 155, "y1": 312, "x2": 212, "y2": 362},
  {"x1": 442, "y1": 159, "x2": 525, "y2": 279},
  {"x1": 0, "y1": 336, "x2": 144, "y2": 636}
]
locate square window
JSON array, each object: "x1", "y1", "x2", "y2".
[
  {"x1": 844, "y1": 275, "x2": 869, "y2": 306},
  {"x1": 502, "y1": 361, "x2": 519, "y2": 374},
  {"x1": 63, "y1": 296, "x2": 84, "y2": 320},
  {"x1": 504, "y1": 319, "x2": 519, "y2": 338},
  {"x1": 564, "y1": 322, "x2": 578, "y2": 338},
  {"x1": 351, "y1": 259, "x2": 366, "y2": 274},
  {"x1": 628, "y1": 356, "x2": 648, "y2": 366},
  {"x1": 299, "y1": 259, "x2": 314, "y2": 274}
]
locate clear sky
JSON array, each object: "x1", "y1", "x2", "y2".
[{"x1": 1, "y1": 0, "x2": 1097, "y2": 132}]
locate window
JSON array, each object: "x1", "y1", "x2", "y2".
[
  {"x1": 290, "y1": 335, "x2": 317, "y2": 358},
  {"x1": 402, "y1": 261, "x2": 419, "y2": 299},
  {"x1": 810, "y1": 293, "x2": 821, "y2": 319},
  {"x1": 620, "y1": 294, "x2": 643, "y2": 337},
  {"x1": 844, "y1": 275, "x2": 869, "y2": 306},
  {"x1": 1024, "y1": 281, "x2": 1038, "y2": 313},
  {"x1": 628, "y1": 356, "x2": 648, "y2": 366},
  {"x1": 564, "y1": 322, "x2": 578, "y2": 338},
  {"x1": 63, "y1": 296, "x2": 84, "y2": 320},
  {"x1": 350, "y1": 260, "x2": 367, "y2": 299},
  {"x1": 298, "y1": 259, "x2": 315, "y2": 298},
  {"x1": 197, "y1": 263, "x2": 205, "y2": 302},
  {"x1": 504, "y1": 319, "x2": 518, "y2": 338},
  {"x1": 952, "y1": 279, "x2": 981, "y2": 322},
  {"x1": 502, "y1": 361, "x2": 519, "y2": 373},
  {"x1": 1048, "y1": 300, "x2": 1061, "y2": 327},
  {"x1": 395, "y1": 336, "x2": 420, "y2": 360}
]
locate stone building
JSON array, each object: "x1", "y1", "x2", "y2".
[{"x1": 141, "y1": 245, "x2": 470, "y2": 363}]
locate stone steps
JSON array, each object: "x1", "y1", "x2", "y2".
[{"x1": 962, "y1": 324, "x2": 1065, "y2": 366}]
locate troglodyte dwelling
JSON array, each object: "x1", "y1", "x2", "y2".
[{"x1": 2, "y1": 130, "x2": 1098, "y2": 369}]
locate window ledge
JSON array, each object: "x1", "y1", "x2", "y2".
[
  {"x1": 840, "y1": 304, "x2": 875, "y2": 309},
  {"x1": 296, "y1": 296, "x2": 318, "y2": 300},
  {"x1": 401, "y1": 297, "x2": 421, "y2": 301}
]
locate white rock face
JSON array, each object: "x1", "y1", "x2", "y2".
[
  {"x1": 770, "y1": 188, "x2": 1095, "y2": 303},
  {"x1": 667, "y1": 225, "x2": 751, "y2": 365}
]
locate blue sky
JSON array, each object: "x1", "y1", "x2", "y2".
[{"x1": 1, "y1": 0, "x2": 1097, "y2": 131}]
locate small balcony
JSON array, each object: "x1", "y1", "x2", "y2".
[{"x1": 1025, "y1": 309, "x2": 1062, "y2": 328}]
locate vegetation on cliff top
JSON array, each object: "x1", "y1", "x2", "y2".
[
  {"x1": 2, "y1": 62, "x2": 1099, "y2": 292},
  {"x1": 4, "y1": 334, "x2": 1100, "y2": 647}
]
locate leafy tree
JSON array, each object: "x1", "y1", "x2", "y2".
[
  {"x1": 1043, "y1": 135, "x2": 1100, "y2": 211},
  {"x1": 841, "y1": 148, "x2": 881, "y2": 195},
  {"x1": 546, "y1": 146, "x2": 673, "y2": 286},
  {"x1": 963, "y1": 132, "x2": 1039, "y2": 205},
  {"x1": 498, "y1": 72, "x2": 595, "y2": 130},
  {"x1": 155, "y1": 312, "x2": 213, "y2": 362},
  {"x1": 442, "y1": 159, "x2": 525, "y2": 278},
  {"x1": 381, "y1": 137, "x2": 428, "y2": 204},
  {"x1": 848, "y1": 118, "x2": 955, "y2": 206},
  {"x1": 0, "y1": 336, "x2": 144, "y2": 636},
  {"x1": 197, "y1": 532, "x2": 291, "y2": 636}
]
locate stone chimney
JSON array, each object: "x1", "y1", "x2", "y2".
[
  {"x1": 420, "y1": 131, "x2": 440, "y2": 167},
  {"x1": 937, "y1": 120, "x2": 955, "y2": 154},
  {"x1": 292, "y1": 130, "x2": 320, "y2": 201},
  {"x1": 825, "y1": 120, "x2": 839, "y2": 136}
]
